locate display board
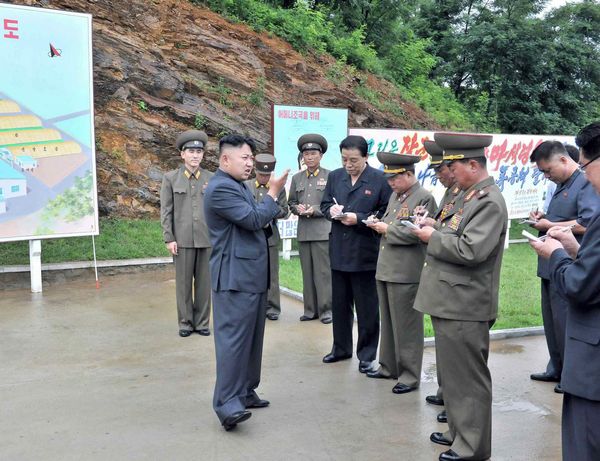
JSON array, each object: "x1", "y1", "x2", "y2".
[
  {"x1": 272, "y1": 104, "x2": 348, "y2": 175},
  {"x1": 350, "y1": 128, "x2": 575, "y2": 219},
  {"x1": 0, "y1": 4, "x2": 97, "y2": 242}
]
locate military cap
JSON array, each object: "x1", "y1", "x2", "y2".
[
  {"x1": 297, "y1": 134, "x2": 328, "y2": 154},
  {"x1": 176, "y1": 130, "x2": 208, "y2": 151},
  {"x1": 377, "y1": 152, "x2": 420, "y2": 178},
  {"x1": 255, "y1": 153, "x2": 276, "y2": 173},
  {"x1": 434, "y1": 132, "x2": 493, "y2": 161},
  {"x1": 423, "y1": 140, "x2": 444, "y2": 169}
]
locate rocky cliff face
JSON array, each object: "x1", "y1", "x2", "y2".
[{"x1": 17, "y1": 0, "x2": 438, "y2": 217}]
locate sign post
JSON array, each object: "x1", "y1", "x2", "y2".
[{"x1": 29, "y1": 239, "x2": 42, "y2": 292}]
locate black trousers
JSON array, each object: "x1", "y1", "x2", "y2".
[
  {"x1": 330, "y1": 269, "x2": 379, "y2": 361},
  {"x1": 562, "y1": 393, "x2": 600, "y2": 461},
  {"x1": 541, "y1": 278, "x2": 568, "y2": 377}
]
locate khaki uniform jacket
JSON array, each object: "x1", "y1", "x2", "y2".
[
  {"x1": 244, "y1": 180, "x2": 290, "y2": 247},
  {"x1": 376, "y1": 183, "x2": 437, "y2": 283},
  {"x1": 434, "y1": 183, "x2": 462, "y2": 221},
  {"x1": 160, "y1": 166, "x2": 213, "y2": 248},
  {"x1": 415, "y1": 177, "x2": 508, "y2": 321},
  {"x1": 288, "y1": 168, "x2": 331, "y2": 242}
]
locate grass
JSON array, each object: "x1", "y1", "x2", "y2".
[
  {"x1": 279, "y1": 242, "x2": 541, "y2": 337},
  {"x1": 0, "y1": 218, "x2": 169, "y2": 264},
  {"x1": 1, "y1": 218, "x2": 542, "y2": 335}
]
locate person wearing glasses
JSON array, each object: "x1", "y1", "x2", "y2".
[
  {"x1": 161, "y1": 130, "x2": 214, "y2": 338},
  {"x1": 529, "y1": 121, "x2": 600, "y2": 461},
  {"x1": 527, "y1": 141, "x2": 597, "y2": 392}
]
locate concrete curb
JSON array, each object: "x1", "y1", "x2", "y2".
[
  {"x1": 0, "y1": 257, "x2": 173, "y2": 273},
  {"x1": 280, "y1": 286, "x2": 545, "y2": 345}
]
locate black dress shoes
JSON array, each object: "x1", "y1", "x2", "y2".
[
  {"x1": 426, "y1": 395, "x2": 445, "y2": 406},
  {"x1": 430, "y1": 432, "x2": 452, "y2": 446},
  {"x1": 554, "y1": 383, "x2": 564, "y2": 394},
  {"x1": 358, "y1": 361, "x2": 375, "y2": 373},
  {"x1": 320, "y1": 317, "x2": 332, "y2": 324},
  {"x1": 222, "y1": 410, "x2": 252, "y2": 431},
  {"x1": 530, "y1": 372, "x2": 560, "y2": 382},
  {"x1": 439, "y1": 449, "x2": 466, "y2": 461},
  {"x1": 246, "y1": 398, "x2": 270, "y2": 409},
  {"x1": 266, "y1": 313, "x2": 279, "y2": 321},
  {"x1": 392, "y1": 383, "x2": 416, "y2": 394},
  {"x1": 196, "y1": 328, "x2": 210, "y2": 336},
  {"x1": 366, "y1": 369, "x2": 393, "y2": 379},
  {"x1": 322, "y1": 353, "x2": 352, "y2": 363},
  {"x1": 437, "y1": 410, "x2": 448, "y2": 423},
  {"x1": 179, "y1": 329, "x2": 192, "y2": 337},
  {"x1": 299, "y1": 314, "x2": 318, "y2": 321}
]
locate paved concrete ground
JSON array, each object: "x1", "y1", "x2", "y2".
[{"x1": 1, "y1": 269, "x2": 562, "y2": 460}]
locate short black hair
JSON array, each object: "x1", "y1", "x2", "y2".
[
  {"x1": 339, "y1": 135, "x2": 368, "y2": 157},
  {"x1": 530, "y1": 140, "x2": 567, "y2": 163},
  {"x1": 575, "y1": 122, "x2": 600, "y2": 161},
  {"x1": 564, "y1": 144, "x2": 580, "y2": 163},
  {"x1": 218, "y1": 134, "x2": 256, "y2": 157}
]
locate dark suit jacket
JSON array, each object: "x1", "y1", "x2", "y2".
[
  {"x1": 550, "y1": 208, "x2": 600, "y2": 401},
  {"x1": 204, "y1": 169, "x2": 280, "y2": 293},
  {"x1": 320, "y1": 165, "x2": 392, "y2": 272}
]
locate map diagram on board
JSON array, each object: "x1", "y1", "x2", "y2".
[{"x1": 0, "y1": 4, "x2": 97, "y2": 243}]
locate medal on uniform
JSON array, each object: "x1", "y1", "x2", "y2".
[{"x1": 448, "y1": 210, "x2": 463, "y2": 231}]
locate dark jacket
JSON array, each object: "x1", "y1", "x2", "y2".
[
  {"x1": 204, "y1": 169, "x2": 280, "y2": 293},
  {"x1": 550, "y1": 208, "x2": 600, "y2": 401},
  {"x1": 320, "y1": 164, "x2": 392, "y2": 272}
]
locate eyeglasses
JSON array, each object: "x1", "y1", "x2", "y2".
[{"x1": 579, "y1": 155, "x2": 599, "y2": 171}]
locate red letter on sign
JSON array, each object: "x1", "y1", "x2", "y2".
[{"x1": 4, "y1": 19, "x2": 19, "y2": 39}]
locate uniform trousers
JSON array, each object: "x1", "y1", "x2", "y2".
[
  {"x1": 432, "y1": 317, "x2": 492, "y2": 461},
  {"x1": 330, "y1": 269, "x2": 379, "y2": 361},
  {"x1": 376, "y1": 280, "x2": 423, "y2": 387},
  {"x1": 174, "y1": 247, "x2": 211, "y2": 331},
  {"x1": 266, "y1": 245, "x2": 281, "y2": 315},
  {"x1": 541, "y1": 278, "x2": 568, "y2": 376},
  {"x1": 298, "y1": 240, "x2": 332, "y2": 319},
  {"x1": 562, "y1": 393, "x2": 600, "y2": 461},
  {"x1": 212, "y1": 290, "x2": 267, "y2": 423}
]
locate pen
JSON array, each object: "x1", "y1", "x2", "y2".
[
  {"x1": 539, "y1": 224, "x2": 576, "y2": 241},
  {"x1": 333, "y1": 197, "x2": 339, "y2": 206}
]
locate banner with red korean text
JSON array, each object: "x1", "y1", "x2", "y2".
[{"x1": 350, "y1": 128, "x2": 575, "y2": 219}]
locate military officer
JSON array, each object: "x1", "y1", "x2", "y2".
[
  {"x1": 288, "y1": 134, "x2": 333, "y2": 324},
  {"x1": 365, "y1": 152, "x2": 437, "y2": 395},
  {"x1": 160, "y1": 130, "x2": 213, "y2": 337},
  {"x1": 412, "y1": 132, "x2": 508, "y2": 461},
  {"x1": 245, "y1": 154, "x2": 290, "y2": 321},
  {"x1": 421, "y1": 140, "x2": 463, "y2": 421}
]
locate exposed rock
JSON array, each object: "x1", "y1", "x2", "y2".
[{"x1": 22, "y1": 0, "x2": 439, "y2": 218}]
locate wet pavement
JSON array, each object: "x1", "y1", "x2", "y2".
[{"x1": 1, "y1": 269, "x2": 562, "y2": 460}]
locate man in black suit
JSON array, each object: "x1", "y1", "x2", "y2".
[
  {"x1": 204, "y1": 134, "x2": 288, "y2": 431},
  {"x1": 320, "y1": 135, "x2": 392, "y2": 373},
  {"x1": 530, "y1": 121, "x2": 600, "y2": 460}
]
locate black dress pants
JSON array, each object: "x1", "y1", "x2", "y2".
[{"x1": 330, "y1": 269, "x2": 379, "y2": 361}]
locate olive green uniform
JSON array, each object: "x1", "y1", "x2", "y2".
[
  {"x1": 414, "y1": 176, "x2": 507, "y2": 460},
  {"x1": 160, "y1": 166, "x2": 213, "y2": 332},
  {"x1": 288, "y1": 168, "x2": 332, "y2": 320},
  {"x1": 375, "y1": 182, "x2": 436, "y2": 387},
  {"x1": 245, "y1": 180, "x2": 290, "y2": 315}
]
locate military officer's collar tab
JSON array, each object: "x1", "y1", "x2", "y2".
[
  {"x1": 256, "y1": 180, "x2": 270, "y2": 189},
  {"x1": 306, "y1": 168, "x2": 320, "y2": 177},
  {"x1": 184, "y1": 169, "x2": 201, "y2": 179}
]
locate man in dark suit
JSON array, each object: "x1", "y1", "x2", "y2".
[
  {"x1": 530, "y1": 121, "x2": 600, "y2": 461},
  {"x1": 320, "y1": 135, "x2": 392, "y2": 373},
  {"x1": 528, "y1": 141, "x2": 597, "y2": 392},
  {"x1": 204, "y1": 134, "x2": 288, "y2": 431}
]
